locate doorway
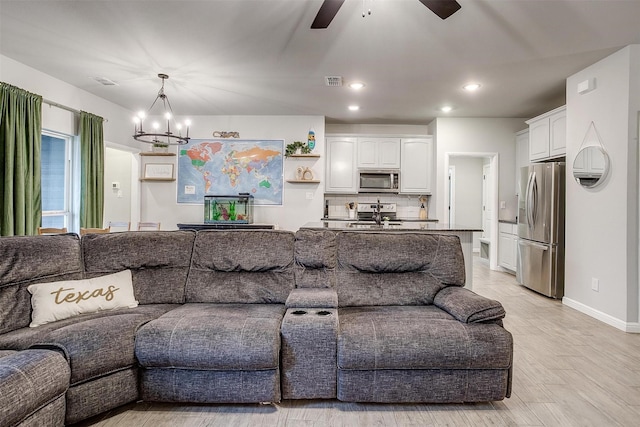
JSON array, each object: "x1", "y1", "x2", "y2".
[
  {"x1": 104, "y1": 143, "x2": 140, "y2": 227},
  {"x1": 445, "y1": 153, "x2": 499, "y2": 270}
]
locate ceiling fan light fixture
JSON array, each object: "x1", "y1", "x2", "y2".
[
  {"x1": 133, "y1": 73, "x2": 191, "y2": 146},
  {"x1": 463, "y1": 83, "x2": 481, "y2": 91}
]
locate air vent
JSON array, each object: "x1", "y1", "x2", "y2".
[
  {"x1": 324, "y1": 76, "x2": 343, "y2": 87},
  {"x1": 92, "y1": 76, "x2": 118, "y2": 86}
]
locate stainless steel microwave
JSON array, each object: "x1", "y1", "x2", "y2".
[{"x1": 358, "y1": 170, "x2": 400, "y2": 193}]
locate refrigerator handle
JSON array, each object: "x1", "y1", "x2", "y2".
[
  {"x1": 526, "y1": 171, "x2": 534, "y2": 230},
  {"x1": 531, "y1": 171, "x2": 538, "y2": 228}
]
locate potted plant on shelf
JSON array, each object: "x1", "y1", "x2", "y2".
[
  {"x1": 152, "y1": 143, "x2": 169, "y2": 153},
  {"x1": 285, "y1": 141, "x2": 311, "y2": 157}
]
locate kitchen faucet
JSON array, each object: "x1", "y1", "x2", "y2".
[{"x1": 372, "y1": 199, "x2": 382, "y2": 225}]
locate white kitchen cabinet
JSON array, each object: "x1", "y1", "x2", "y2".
[
  {"x1": 515, "y1": 129, "x2": 529, "y2": 196},
  {"x1": 357, "y1": 137, "x2": 400, "y2": 169},
  {"x1": 498, "y1": 222, "x2": 518, "y2": 273},
  {"x1": 526, "y1": 106, "x2": 566, "y2": 162},
  {"x1": 325, "y1": 137, "x2": 358, "y2": 193},
  {"x1": 400, "y1": 138, "x2": 433, "y2": 194}
]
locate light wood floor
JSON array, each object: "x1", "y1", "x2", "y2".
[{"x1": 77, "y1": 257, "x2": 640, "y2": 426}]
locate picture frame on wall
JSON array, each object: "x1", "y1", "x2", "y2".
[{"x1": 143, "y1": 163, "x2": 174, "y2": 180}]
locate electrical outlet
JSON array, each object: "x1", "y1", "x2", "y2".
[
  {"x1": 500, "y1": 201, "x2": 506, "y2": 209},
  {"x1": 306, "y1": 192, "x2": 314, "y2": 200},
  {"x1": 591, "y1": 278, "x2": 599, "y2": 292}
]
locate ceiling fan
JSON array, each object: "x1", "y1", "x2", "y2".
[{"x1": 311, "y1": 0, "x2": 462, "y2": 29}]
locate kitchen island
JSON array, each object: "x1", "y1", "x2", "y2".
[{"x1": 300, "y1": 221, "x2": 481, "y2": 289}]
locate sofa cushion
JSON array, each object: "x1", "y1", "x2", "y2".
[
  {"x1": 335, "y1": 232, "x2": 466, "y2": 306},
  {"x1": 295, "y1": 229, "x2": 336, "y2": 269},
  {"x1": 82, "y1": 231, "x2": 196, "y2": 304},
  {"x1": 186, "y1": 230, "x2": 294, "y2": 303},
  {"x1": 136, "y1": 303, "x2": 285, "y2": 370},
  {"x1": 27, "y1": 270, "x2": 138, "y2": 327},
  {"x1": 294, "y1": 229, "x2": 336, "y2": 289},
  {"x1": 0, "y1": 305, "x2": 177, "y2": 385},
  {"x1": 337, "y1": 306, "x2": 513, "y2": 370},
  {"x1": 0, "y1": 349, "x2": 69, "y2": 427},
  {"x1": 0, "y1": 233, "x2": 83, "y2": 334},
  {"x1": 0, "y1": 304, "x2": 178, "y2": 351}
]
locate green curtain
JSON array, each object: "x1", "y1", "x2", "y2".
[
  {"x1": 0, "y1": 82, "x2": 42, "y2": 236},
  {"x1": 79, "y1": 111, "x2": 104, "y2": 228}
]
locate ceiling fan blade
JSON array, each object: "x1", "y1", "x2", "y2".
[
  {"x1": 418, "y1": 0, "x2": 462, "y2": 20},
  {"x1": 311, "y1": 0, "x2": 346, "y2": 29}
]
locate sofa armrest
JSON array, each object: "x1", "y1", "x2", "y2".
[
  {"x1": 285, "y1": 288, "x2": 338, "y2": 309},
  {"x1": 433, "y1": 286, "x2": 506, "y2": 323}
]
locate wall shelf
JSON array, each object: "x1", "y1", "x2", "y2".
[
  {"x1": 286, "y1": 153, "x2": 320, "y2": 158},
  {"x1": 139, "y1": 178, "x2": 176, "y2": 182},
  {"x1": 286, "y1": 179, "x2": 320, "y2": 184},
  {"x1": 139, "y1": 152, "x2": 176, "y2": 157}
]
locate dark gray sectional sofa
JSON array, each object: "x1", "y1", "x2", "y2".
[{"x1": 0, "y1": 229, "x2": 513, "y2": 425}]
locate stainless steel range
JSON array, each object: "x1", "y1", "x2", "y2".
[{"x1": 357, "y1": 202, "x2": 397, "y2": 221}]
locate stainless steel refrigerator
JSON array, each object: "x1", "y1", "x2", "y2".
[{"x1": 517, "y1": 162, "x2": 565, "y2": 298}]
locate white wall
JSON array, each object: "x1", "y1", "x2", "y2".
[
  {"x1": 563, "y1": 45, "x2": 640, "y2": 330},
  {"x1": 104, "y1": 147, "x2": 134, "y2": 226},
  {"x1": 1, "y1": 55, "x2": 134, "y2": 147},
  {"x1": 139, "y1": 115, "x2": 325, "y2": 231},
  {"x1": 326, "y1": 124, "x2": 429, "y2": 135},
  {"x1": 430, "y1": 118, "x2": 528, "y2": 222},
  {"x1": 450, "y1": 156, "x2": 483, "y2": 249}
]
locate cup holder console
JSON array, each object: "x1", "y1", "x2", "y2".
[
  {"x1": 291, "y1": 309, "x2": 332, "y2": 316},
  {"x1": 281, "y1": 306, "x2": 338, "y2": 399}
]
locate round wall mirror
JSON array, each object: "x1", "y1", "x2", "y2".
[{"x1": 572, "y1": 146, "x2": 610, "y2": 188}]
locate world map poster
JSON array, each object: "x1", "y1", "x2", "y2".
[{"x1": 177, "y1": 139, "x2": 284, "y2": 205}]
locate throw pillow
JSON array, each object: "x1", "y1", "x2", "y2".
[{"x1": 27, "y1": 270, "x2": 138, "y2": 327}]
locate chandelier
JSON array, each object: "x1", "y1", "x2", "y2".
[{"x1": 133, "y1": 73, "x2": 191, "y2": 146}]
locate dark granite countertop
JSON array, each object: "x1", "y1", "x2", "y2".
[
  {"x1": 322, "y1": 217, "x2": 439, "y2": 222},
  {"x1": 302, "y1": 221, "x2": 481, "y2": 232}
]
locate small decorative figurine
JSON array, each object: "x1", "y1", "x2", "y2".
[{"x1": 307, "y1": 128, "x2": 315, "y2": 150}]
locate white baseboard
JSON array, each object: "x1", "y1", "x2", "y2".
[{"x1": 562, "y1": 297, "x2": 640, "y2": 333}]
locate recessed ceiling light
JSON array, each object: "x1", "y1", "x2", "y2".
[
  {"x1": 463, "y1": 83, "x2": 481, "y2": 91},
  {"x1": 440, "y1": 105, "x2": 454, "y2": 113},
  {"x1": 348, "y1": 82, "x2": 365, "y2": 90},
  {"x1": 348, "y1": 105, "x2": 360, "y2": 111}
]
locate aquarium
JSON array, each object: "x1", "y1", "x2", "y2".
[{"x1": 204, "y1": 194, "x2": 254, "y2": 224}]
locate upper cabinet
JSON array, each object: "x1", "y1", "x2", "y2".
[
  {"x1": 400, "y1": 138, "x2": 433, "y2": 194},
  {"x1": 325, "y1": 137, "x2": 358, "y2": 193},
  {"x1": 357, "y1": 138, "x2": 401, "y2": 169},
  {"x1": 526, "y1": 106, "x2": 566, "y2": 162}
]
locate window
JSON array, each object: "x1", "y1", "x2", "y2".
[{"x1": 41, "y1": 131, "x2": 74, "y2": 229}]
